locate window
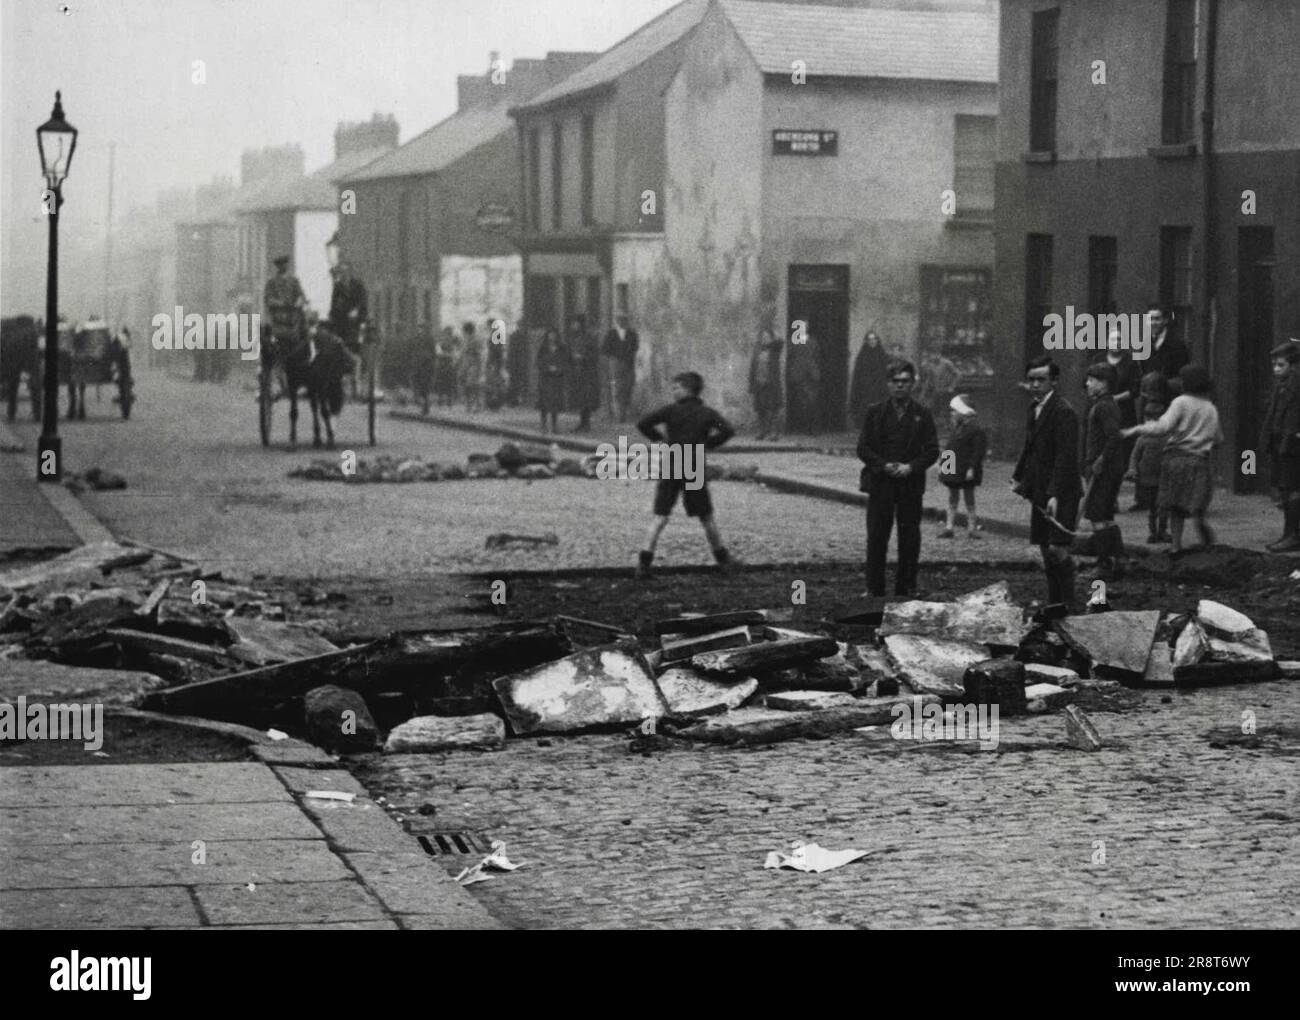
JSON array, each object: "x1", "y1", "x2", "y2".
[
  {"x1": 616, "y1": 283, "x2": 630, "y2": 318},
  {"x1": 563, "y1": 276, "x2": 579, "y2": 326},
  {"x1": 580, "y1": 114, "x2": 595, "y2": 227},
  {"x1": 423, "y1": 288, "x2": 432, "y2": 327},
  {"x1": 1024, "y1": 234, "x2": 1054, "y2": 350},
  {"x1": 1029, "y1": 8, "x2": 1059, "y2": 153},
  {"x1": 1087, "y1": 236, "x2": 1118, "y2": 315},
  {"x1": 953, "y1": 115, "x2": 995, "y2": 213},
  {"x1": 551, "y1": 121, "x2": 563, "y2": 230},
  {"x1": 528, "y1": 128, "x2": 541, "y2": 230},
  {"x1": 1159, "y1": 226, "x2": 1194, "y2": 337},
  {"x1": 1162, "y1": 0, "x2": 1197, "y2": 145},
  {"x1": 397, "y1": 190, "x2": 410, "y2": 276}
]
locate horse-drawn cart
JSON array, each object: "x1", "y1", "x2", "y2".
[
  {"x1": 258, "y1": 311, "x2": 378, "y2": 449},
  {"x1": 61, "y1": 320, "x2": 133, "y2": 420}
]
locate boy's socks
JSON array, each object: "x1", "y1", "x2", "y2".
[
  {"x1": 638, "y1": 550, "x2": 654, "y2": 568},
  {"x1": 713, "y1": 547, "x2": 730, "y2": 565}
]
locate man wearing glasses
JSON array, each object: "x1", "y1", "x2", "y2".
[{"x1": 857, "y1": 360, "x2": 940, "y2": 596}]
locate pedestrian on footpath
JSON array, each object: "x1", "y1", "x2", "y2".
[
  {"x1": 1260, "y1": 340, "x2": 1300, "y2": 552},
  {"x1": 748, "y1": 326, "x2": 783, "y2": 440},
  {"x1": 602, "y1": 314, "x2": 639, "y2": 423},
  {"x1": 634, "y1": 371, "x2": 736, "y2": 579},
  {"x1": 536, "y1": 328, "x2": 567, "y2": 434},
  {"x1": 848, "y1": 329, "x2": 889, "y2": 431},
  {"x1": 459, "y1": 322, "x2": 483, "y2": 413},
  {"x1": 435, "y1": 327, "x2": 459, "y2": 407},
  {"x1": 937, "y1": 393, "x2": 986, "y2": 539},
  {"x1": 1012, "y1": 355, "x2": 1082, "y2": 611},
  {"x1": 1125, "y1": 402, "x2": 1170, "y2": 543},
  {"x1": 567, "y1": 316, "x2": 601, "y2": 433},
  {"x1": 857, "y1": 359, "x2": 939, "y2": 597},
  {"x1": 1122, "y1": 364, "x2": 1223, "y2": 554},
  {"x1": 1081, "y1": 362, "x2": 1127, "y2": 578}
]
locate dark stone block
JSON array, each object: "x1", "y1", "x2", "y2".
[{"x1": 961, "y1": 658, "x2": 1028, "y2": 715}]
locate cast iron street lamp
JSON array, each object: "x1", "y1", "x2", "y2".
[{"x1": 36, "y1": 91, "x2": 78, "y2": 482}]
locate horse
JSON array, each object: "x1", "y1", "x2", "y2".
[
  {"x1": 1, "y1": 316, "x2": 42, "y2": 423},
  {"x1": 261, "y1": 316, "x2": 354, "y2": 449}
]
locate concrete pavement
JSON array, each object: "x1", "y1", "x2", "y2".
[{"x1": 0, "y1": 737, "x2": 507, "y2": 929}]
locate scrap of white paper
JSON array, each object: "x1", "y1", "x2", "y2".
[
  {"x1": 305, "y1": 790, "x2": 356, "y2": 802},
  {"x1": 266, "y1": 729, "x2": 289, "y2": 741},
  {"x1": 763, "y1": 842, "x2": 870, "y2": 873}
]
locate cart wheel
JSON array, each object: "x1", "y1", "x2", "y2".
[{"x1": 259, "y1": 369, "x2": 272, "y2": 447}]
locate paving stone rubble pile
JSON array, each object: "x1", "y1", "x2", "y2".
[{"x1": 5, "y1": 546, "x2": 1296, "y2": 757}]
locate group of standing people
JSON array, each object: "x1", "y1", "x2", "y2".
[{"x1": 535, "y1": 314, "x2": 639, "y2": 434}]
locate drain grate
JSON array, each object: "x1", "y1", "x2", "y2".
[{"x1": 417, "y1": 831, "x2": 490, "y2": 856}]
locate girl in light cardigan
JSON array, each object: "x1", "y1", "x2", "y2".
[{"x1": 1122, "y1": 364, "x2": 1223, "y2": 553}]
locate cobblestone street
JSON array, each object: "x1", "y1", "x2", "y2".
[{"x1": 357, "y1": 678, "x2": 1300, "y2": 929}]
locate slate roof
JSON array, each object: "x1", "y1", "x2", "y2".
[
  {"x1": 719, "y1": 0, "x2": 997, "y2": 83},
  {"x1": 511, "y1": 0, "x2": 710, "y2": 113},
  {"x1": 343, "y1": 104, "x2": 514, "y2": 183}
]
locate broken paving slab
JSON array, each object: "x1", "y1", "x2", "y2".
[
  {"x1": 882, "y1": 634, "x2": 988, "y2": 698},
  {"x1": 1206, "y1": 629, "x2": 1272, "y2": 665},
  {"x1": 490, "y1": 639, "x2": 665, "y2": 736},
  {"x1": 0, "y1": 659, "x2": 166, "y2": 707},
  {"x1": 660, "y1": 625, "x2": 750, "y2": 663},
  {"x1": 764, "y1": 690, "x2": 862, "y2": 712},
  {"x1": 1063, "y1": 705, "x2": 1103, "y2": 751},
  {"x1": 1196, "y1": 600, "x2": 1256, "y2": 641},
  {"x1": 383, "y1": 713, "x2": 506, "y2": 752},
  {"x1": 0, "y1": 542, "x2": 150, "y2": 593},
  {"x1": 655, "y1": 668, "x2": 758, "y2": 717},
  {"x1": 653, "y1": 610, "x2": 767, "y2": 636},
  {"x1": 1173, "y1": 618, "x2": 1209, "y2": 667},
  {"x1": 1055, "y1": 610, "x2": 1160, "y2": 675},
  {"x1": 880, "y1": 599, "x2": 1031, "y2": 647},
  {"x1": 955, "y1": 581, "x2": 1016, "y2": 607},
  {"x1": 678, "y1": 696, "x2": 936, "y2": 745},
  {"x1": 690, "y1": 636, "x2": 837, "y2": 676},
  {"x1": 226, "y1": 617, "x2": 340, "y2": 667},
  {"x1": 823, "y1": 596, "x2": 886, "y2": 628},
  {"x1": 304, "y1": 685, "x2": 379, "y2": 753},
  {"x1": 1174, "y1": 660, "x2": 1279, "y2": 688},
  {"x1": 1143, "y1": 641, "x2": 1176, "y2": 687},
  {"x1": 1025, "y1": 663, "x2": 1081, "y2": 686},
  {"x1": 1024, "y1": 683, "x2": 1073, "y2": 712}
]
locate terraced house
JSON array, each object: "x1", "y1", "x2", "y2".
[
  {"x1": 995, "y1": 0, "x2": 1300, "y2": 488},
  {"x1": 511, "y1": 0, "x2": 998, "y2": 429}
]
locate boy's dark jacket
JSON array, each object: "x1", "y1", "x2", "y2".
[
  {"x1": 1013, "y1": 392, "x2": 1083, "y2": 505},
  {"x1": 856, "y1": 398, "x2": 940, "y2": 495},
  {"x1": 939, "y1": 416, "x2": 987, "y2": 487},
  {"x1": 636, "y1": 396, "x2": 734, "y2": 450},
  {"x1": 1128, "y1": 433, "x2": 1167, "y2": 487},
  {"x1": 1082, "y1": 393, "x2": 1124, "y2": 479},
  {"x1": 1260, "y1": 368, "x2": 1300, "y2": 458}
]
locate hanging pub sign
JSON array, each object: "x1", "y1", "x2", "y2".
[{"x1": 772, "y1": 129, "x2": 838, "y2": 156}]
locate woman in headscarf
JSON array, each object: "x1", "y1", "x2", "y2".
[{"x1": 848, "y1": 329, "x2": 890, "y2": 430}]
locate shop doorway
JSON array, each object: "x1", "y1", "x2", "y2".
[{"x1": 786, "y1": 264, "x2": 850, "y2": 433}]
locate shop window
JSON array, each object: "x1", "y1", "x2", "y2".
[
  {"x1": 551, "y1": 122, "x2": 563, "y2": 230},
  {"x1": 581, "y1": 114, "x2": 595, "y2": 227},
  {"x1": 919, "y1": 266, "x2": 995, "y2": 389},
  {"x1": 1159, "y1": 226, "x2": 1194, "y2": 339},
  {"x1": 528, "y1": 128, "x2": 541, "y2": 230},
  {"x1": 616, "y1": 283, "x2": 630, "y2": 318}
]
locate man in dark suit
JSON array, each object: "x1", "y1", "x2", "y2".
[
  {"x1": 857, "y1": 359, "x2": 940, "y2": 596},
  {"x1": 1013, "y1": 355, "x2": 1083, "y2": 610},
  {"x1": 1143, "y1": 303, "x2": 1189, "y2": 409},
  {"x1": 602, "y1": 314, "x2": 639, "y2": 422}
]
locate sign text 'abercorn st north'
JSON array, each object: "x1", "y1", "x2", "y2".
[{"x1": 772, "y1": 129, "x2": 838, "y2": 156}]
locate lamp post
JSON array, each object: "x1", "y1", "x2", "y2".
[{"x1": 36, "y1": 91, "x2": 78, "y2": 482}]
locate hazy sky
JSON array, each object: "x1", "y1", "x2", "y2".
[{"x1": 1, "y1": 0, "x2": 679, "y2": 299}]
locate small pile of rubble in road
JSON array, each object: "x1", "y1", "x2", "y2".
[
  {"x1": 287, "y1": 441, "x2": 760, "y2": 484},
  {"x1": 5, "y1": 547, "x2": 1296, "y2": 756}
]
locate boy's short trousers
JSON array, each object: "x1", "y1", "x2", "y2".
[{"x1": 653, "y1": 478, "x2": 713, "y2": 518}]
